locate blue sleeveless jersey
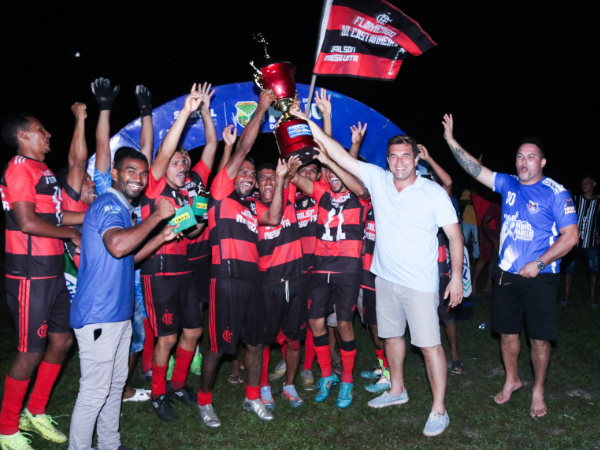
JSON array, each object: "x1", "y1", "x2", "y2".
[{"x1": 493, "y1": 173, "x2": 577, "y2": 274}]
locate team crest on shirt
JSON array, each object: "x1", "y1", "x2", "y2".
[
  {"x1": 223, "y1": 328, "x2": 233, "y2": 343},
  {"x1": 162, "y1": 311, "x2": 174, "y2": 325},
  {"x1": 528, "y1": 200, "x2": 540, "y2": 213},
  {"x1": 37, "y1": 322, "x2": 48, "y2": 338},
  {"x1": 564, "y1": 198, "x2": 576, "y2": 215}
]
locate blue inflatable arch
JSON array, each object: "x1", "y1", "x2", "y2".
[{"x1": 87, "y1": 82, "x2": 404, "y2": 171}]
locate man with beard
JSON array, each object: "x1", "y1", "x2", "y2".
[
  {"x1": 291, "y1": 141, "x2": 370, "y2": 409},
  {"x1": 69, "y1": 147, "x2": 177, "y2": 450},
  {"x1": 0, "y1": 113, "x2": 82, "y2": 449},
  {"x1": 139, "y1": 86, "x2": 206, "y2": 421},
  {"x1": 197, "y1": 89, "x2": 288, "y2": 427},
  {"x1": 442, "y1": 114, "x2": 578, "y2": 418}
]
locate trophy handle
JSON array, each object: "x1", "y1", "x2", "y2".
[{"x1": 250, "y1": 61, "x2": 264, "y2": 90}]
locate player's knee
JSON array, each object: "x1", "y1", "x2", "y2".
[
  {"x1": 159, "y1": 334, "x2": 178, "y2": 349},
  {"x1": 289, "y1": 340, "x2": 300, "y2": 351},
  {"x1": 183, "y1": 327, "x2": 203, "y2": 341}
]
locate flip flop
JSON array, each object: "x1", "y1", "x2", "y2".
[
  {"x1": 451, "y1": 360, "x2": 465, "y2": 374},
  {"x1": 123, "y1": 389, "x2": 151, "y2": 402}
]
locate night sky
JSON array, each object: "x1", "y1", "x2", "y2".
[{"x1": 1, "y1": 1, "x2": 597, "y2": 193}]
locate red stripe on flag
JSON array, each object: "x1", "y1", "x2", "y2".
[{"x1": 314, "y1": 52, "x2": 402, "y2": 80}]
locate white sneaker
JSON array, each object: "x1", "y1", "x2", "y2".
[{"x1": 423, "y1": 410, "x2": 450, "y2": 436}]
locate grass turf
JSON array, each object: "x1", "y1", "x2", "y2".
[{"x1": 1, "y1": 272, "x2": 600, "y2": 449}]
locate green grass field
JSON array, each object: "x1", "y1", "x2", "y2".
[{"x1": 1, "y1": 271, "x2": 599, "y2": 450}]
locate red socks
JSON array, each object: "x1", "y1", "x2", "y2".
[
  {"x1": 170, "y1": 347, "x2": 193, "y2": 390},
  {"x1": 246, "y1": 385, "x2": 260, "y2": 400},
  {"x1": 151, "y1": 364, "x2": 167, "y2": 398},
  {"x1": 375, "y1": 348, "x2": 384, "y2": 362},
  {"x1": 141, "y1": 319, "x2": 154, "y2": 373},
  {"x1": 303, "y1": 329, "x2": 315, "y2": 370},
  {"x1": 382, "y1": 355, "x2": 389, "y2": 369},
  {"x1": 260, "y1": 347, "x2": 270, "y2": 387},
  {"x1": 314, "y1": 345, "x2": 332, "y2": 378},
  {"x1": 197, "y1": 389, "x2": 212, "y2": 406},
  {"x1": 27, "y1": 362, "x2": 61, "y2": 415},
  {"x1": 340, "y1": 349, "x2": 357, "y2": 384},
  {"x1": 0, "y1": 376, "x2": 30, "y2": 435}
]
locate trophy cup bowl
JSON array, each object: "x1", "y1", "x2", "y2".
[{"x1": 251, "y1": 60, "x2": 319, "y2": 165}]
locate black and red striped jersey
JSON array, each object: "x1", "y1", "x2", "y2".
[
  {"x1": 311, "y1": 181, "x2": 370, "y2": 274},
  {"x1": 185, "y1": 160, "x2": 211, "y2": 263},
  {"x1": 258, "y1": 185, "x2": 304, "y2": 285},
  {"x1": 61, "y1": 182, "x2": 89, "y2": 269},
  {"x1": 295, "y1": 188, "x2": 319, "y2": 272},
  {"x1": 1, "y1": 155, "x2": 64, "y2": 278},
  {"x1": 361, "y1": 203, "x2": 376, "y2": 290},
  {"x1": 140, "y1": 168, "x2": 192, "y2": 276},
  {"x1": 208, "y1": 167, "x2": 268, "y2": 280},
  {"x1": 438, "y1": 229, "x2": 450, "y2": 278}
]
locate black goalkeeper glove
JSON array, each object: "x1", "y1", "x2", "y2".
[
  {"x1": 91, "y1": 78, "x2": 120, "y2": 111},
  {"x1": 134, "y1": 85, "x2": 153, "y2": 117}
]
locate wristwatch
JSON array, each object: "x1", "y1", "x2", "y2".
[{"x1": 536, "y1": 258, "x2": 546, "y2": 270}]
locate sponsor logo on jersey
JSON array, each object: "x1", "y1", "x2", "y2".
[
  {"x1": 503, "y1": 211, "x2": 534, "y2": 241},
  {"x1": 564, "y1": 198, "x2": 576, "y2": 215}
]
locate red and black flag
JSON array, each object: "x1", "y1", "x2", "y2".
[{"x1": 313, "y1": 0, "x2": 436, "y2": 80}]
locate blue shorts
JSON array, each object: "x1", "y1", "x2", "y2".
[{"x1": 564, "y1": 246, "x2": 599, "y2": 275}]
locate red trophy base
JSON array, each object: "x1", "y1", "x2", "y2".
[{"x1": 275, "y1": 118, "x2": 319, "y2": 165}]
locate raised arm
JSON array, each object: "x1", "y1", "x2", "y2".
[
  {"x1": 314, "y1": 140, "x2": 369, "y2": 199},
  {"x1": 92, "y1": 78, "x2": 120, "y2": 174},
  {"x1": 290, "y1": 171, "x2": 314, "y2": 196},
  {"x1": 198, "y1": 83, "x2": 218, "y2": 170},
  {"x1": 135, "y1": 85, "x2": 154, "y2": 164},
  {"x1": 442, "y1": 114, "x2": 494, "y2": 189},
  {"x1": 291, "y1": 107, "x2": 360, "y2": 179},
  {"x1": 152, "y1": 85, "x2": 204, "y2": 180},
  {"x1": 349, "y1": 122, "x2": 367, "y2": 159},
  {"x1": 224, "y1": 89, "x2": 274, "y2": 179},
  {"x1": 314, "y1": 88, "x2": 332, "y2": 137},
  {"x1": 259, "y1": 158, "x2": 288, "y2": 226},
  {"x1": 66, "y1": 102, "x2": 88, "y2": 194},
  {"x1": 217, "y1": 124, "x2": 236, "y2": 173},
  {"x1": 417, "y1": 144, "x2": 452, "y2": 195}
]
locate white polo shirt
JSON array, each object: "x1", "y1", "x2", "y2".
[{"x1": 359, "y1": 162, "x2": 458, "y2": 293}]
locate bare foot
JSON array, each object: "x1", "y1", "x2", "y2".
[
  {"x1": 530, "y1": 393, "x2": 547, "y2": 418},
  {"x1": 122, "y1": 385, "x2": 136, "y2": 400},
  {"x1": 494, "y1": 379, "x2": 523, "y2": 404}
]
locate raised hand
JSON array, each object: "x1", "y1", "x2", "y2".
[
  {"x1": 222, "y1": 124, "x2": 237, "y2": 146},
  {"x1": 442, "y1": 114, "x2": 454, "y2": 141},
  {"x1": 285, "y1": 155, "x2": 302, "y2": 181},
  {"x1": 135, "y1": 85, "x2": 153, "y2": 117},
  {"x1": 258, "y1": 89, "x2": 276, "y2": 110},
  {"x1": 276, "y1": 158, "x2": 289, "y2": 180},
  {"x1": 155, "y1": 198, "x2": 176, "y2": 220},
  {"x1": 160, "y1": 224, "x2": 179, "y2": 242},
  {"x1": 71, "y1": 102, "x2": 87, "y2": 120},
  {"x1": 313, "y1": 139, "x2": 332, "y2": 166},
  {"x1": 314, "y1": 88, "x2": 332, "y2": 115},
  {"x1": 91, "y1": 78, "x2": 120, "y2": 111},
  {"x1": 182, "y1": 84, "x2": 204, "y2": 114},
  {"x1": 417, "y1": 144, "x2": 431, "y2": 162},
  {"x1": 351, "y1": 122, "x2": 367, "y2": 144},
  {"x1": 289, "y1": 102, "x2": 310, "y2": 122},
  {"x1": 199, "y1": 82, "x2": 215, "y2": 112}
]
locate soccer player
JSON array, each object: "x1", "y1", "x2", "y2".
[
  {"x1": 139, "y1": 86, "x2": 206, "y2": 421},
  {"x1": 0, "y1": 113, "x2": 82, "y2": 449},
  {"x1": 197, "y1": 89, "x2": 287, "y2": 427},
  {"x1": 69, "y1": 147, "x2": 177, "y2": 450},
  {"x1": 442, "y1": 113, "x2": 578, "y2": 418},
  {"x1": 291, "y1": 140, "x2": 370, "y2": 409},
  {"x1": 255, "y1": 157, "x2": 305, "y2": 409}
]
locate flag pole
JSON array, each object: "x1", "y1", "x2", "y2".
[{"x1": 306, "y1": 0, "x2": 333, "y2": 114}]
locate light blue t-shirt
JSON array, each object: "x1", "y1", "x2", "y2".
[
  {"x1": 70, "y1": 189, "x2": 134, "y2": 328},
  {"x1": 493, "y1": 173, "x2": 578, "y2": 274},
  {"x1": 359, "y1": 162, "x2": 458, "y2": 293}
]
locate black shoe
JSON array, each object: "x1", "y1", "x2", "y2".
[
  {"x1": 166, "y1": 381, "x2": 197, "y2": 407},
  {"x1": 151, "y1": 394, "x2": 178, "y2": 422},
  {"x1": 117, "y1": 446, "x2": 132, "y2": 450}
]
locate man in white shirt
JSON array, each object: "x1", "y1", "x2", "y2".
[{"x1": 291, "y1": 108, "x2": 463, "y2": 437}]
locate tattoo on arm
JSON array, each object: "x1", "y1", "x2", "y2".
[{"x1": 451, "y1": 147, "x2": 482, "y2": 178}]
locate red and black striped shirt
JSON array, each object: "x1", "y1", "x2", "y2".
[
  {"x1": 311, "y1": 181, "x2": 370, "y2": 274},
  {"x1": 258, "y1": 185, "x2": 304, "y2": 285},
  {"x1": 208, "y1": 167, "x2": 268, "y2": 280},
  {"x1": 295, "y1": 187, "x2": 319, "y2": 272},
  {"x1": 185, "y1": 160, "x2": 211, "y2": 264},
  {"x1": 140, "y1": 168, "x2": 192, "y2": 276},
  {"x1": 361, "y1": 203, "x2": 376, "y2": 290},
  {"x1": 1, "y1": 155, "x2": 64, "y2": 278},
  {"x1": 61, "y1": 182, "x2": 89, "y2": 269}
]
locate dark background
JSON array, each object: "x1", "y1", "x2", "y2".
[{"x1": 0, "y1": 0, "x2": 597, "y2": 194}]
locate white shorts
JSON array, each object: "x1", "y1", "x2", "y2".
[{"x1": 375, "y1": 276, "x2": 441, "y2": 348}]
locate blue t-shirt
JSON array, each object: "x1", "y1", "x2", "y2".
[
  {"x1": 493, "y1": 173, "x2": 578, "y2": 274},
  {"x1": 70, "y1": 189, "x2": 135, "y2": 328}
]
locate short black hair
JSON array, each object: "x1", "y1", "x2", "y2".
[
  {"x1": 244, "y1": 156, "x2": 255, "y2": 168},
  {"x1": 1, "y1": 113, "x2": 34, "y2": 149},
  {"x1": 302, "y1": 160, "x2": 322, "y2": 171},
  {"x1": 113, "y1": 147, "x2": 148, "y2": 170},
  {"x1": 581, "y1": 173, "x2": 596, "y2": 182},
  {"x1": 257, "y1": 162, "x2": 276, "y2": 176},
  {"x1": 387, "y1": 135, "x2": 419, "y2": 158},
  {"x1": 518, "y1": 137, "x2": 545, "y2": 159}
]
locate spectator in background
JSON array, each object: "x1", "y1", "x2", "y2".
[{"x1": 460, "y1": 188, "x2": 479, "y2": 260}]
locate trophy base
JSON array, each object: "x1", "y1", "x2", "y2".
[
  {"x1": 284, "y1": 146, "x2": 319, "y2": 166},
  {"x1": 275, "y1": 118, "x2": 320, "y2": 165}
]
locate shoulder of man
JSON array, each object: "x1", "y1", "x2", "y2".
[{"x1": 538, "y1": 177, "x2": 567, "y2": 196}]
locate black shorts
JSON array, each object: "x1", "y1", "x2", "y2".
[
  {"x1": 142, "y1": 273, "x2": 202, "y2": 337},
  {"x1": 6, "y1": 275, "x2": 71, "y2": 353},
  {"x1": 208, "y1": 277, "x2": 265, "y2": 354},
  {"x1": 361, "y1": 287, "x2": 377, "y2": 326},
  {"x1": 263, "y1": 277, "x2": 308, "y2": 344},
  {"x1": 308, "y1": 272, "x2": 361, "y2": 322},
  {"x1": 492, "y1": 271, "x2": 560, "y2": 341},
  {"x1": 437, "y1": 275, "x2": 456, "y2": 322},
  {"x1": 191, "y1": 257, "x2": 211, "y2": 304}
]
